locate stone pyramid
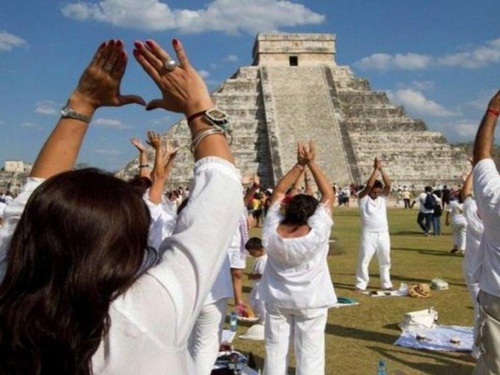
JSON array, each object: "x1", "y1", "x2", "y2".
[{"x1": 118, "y1": 33, "x2": 468, "y2": 189}]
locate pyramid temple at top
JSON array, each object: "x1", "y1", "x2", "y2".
[{"x1": 118, "y1": 32, "x2": 469, "y2": 189}]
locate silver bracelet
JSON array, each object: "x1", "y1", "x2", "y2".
[{"x1": 191, "y1": 128, "x2": 225, "y2": 153}]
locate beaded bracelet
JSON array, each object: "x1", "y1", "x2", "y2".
[{"x1": 487, "y1": 108, "x2": 500, "y2": 117}]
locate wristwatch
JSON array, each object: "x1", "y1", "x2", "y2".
[
  {"x1": 187, "y1": 108, "x2": 229, "y2": 128},
  {"x1": 60, "y1": 103, "x2": 92, "y2": 124}
]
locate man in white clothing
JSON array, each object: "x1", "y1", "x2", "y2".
[
  {"x1": 355, "y1": 157, "x2": 393, "y2": 291},
  {"x1": 471, "y1": 90, "x2": 500, "y2": 374}
]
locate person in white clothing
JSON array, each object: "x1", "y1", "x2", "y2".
[
  {"x1": 445, "y1": 195, "x2": 468, "y2": 255},
  {"x1": 246, "y1": 236, "x2": 268, "y2": 324},
  {"x1": 259, "y1": 141, "x2": 336, "y2": 375},
  {"x1": 416, "y1": 186, "x2": 438, "y2": 236},
  {"x1": 188, "y1": 212, "x2": 248, "y2": 375},
  {"x1": 0, "y1": 38, "x2": 243, "y2": 375},
  {"x1": 461, "y1": 164, "x2": 483, "y2": 360},
  {"x1": 471, "y1": 90, "x2": 500, "y2": 374},
  {"x1": 355, "y1": 157, "x2": 393, "y2": 291}
]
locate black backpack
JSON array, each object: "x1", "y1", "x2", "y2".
[
  {"x1": 423, "y1": 193, "x2": 437, "y2": 210},
  {"x1": 433, "y1": 204, "x2": 442, "y2": 217}
]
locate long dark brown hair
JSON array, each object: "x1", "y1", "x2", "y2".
[{"x1": 0, "y1": 168, "x2": 150, "y2": 375}]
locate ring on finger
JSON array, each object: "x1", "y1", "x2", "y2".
[
  {"x1": 163, "y1": 59, "x2": 178, "y2": 72},
  {"x1": 104, "y1": 63, "x2": 113, "y2": 72}
]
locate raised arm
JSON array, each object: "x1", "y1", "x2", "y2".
[
  {"x1": 133, "y1": 39, "x2": 232, "y2": 164},
  {"x1": 269, "y1": 143, "x2": 307, "y2": 206},
  {"x1": 380, "y1": 164, "x2": 391, "y2": 196},
  {"x1": 130, "y1": 137, "x2": 151, "y2": 178},
  {"x1": 304, "y1": 141, "x2": 333, "y2": 208},
  {"x1": 304, "y1": 169, "x2": 314, "y2": 196},
  {"x1": 461, "y1": 156, "x2": 474, "y2": 201},
  {"x1": 146, "y1": 131, "x2": 177, "y2": 204},
  {"x1": 358, "y1": 157, "x2": 381, "y2": 199},
  {"x1": 473, "y1": 91, "x2": 500, "y2": 165},
  {"x1": 31, "y1": 40, "x2": 145, "y2": 179},
  {"x1": 289, "y1": 168, "x2": 305, "y2": 197}
]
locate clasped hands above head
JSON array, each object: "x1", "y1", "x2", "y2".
[{"x1": 71, "y1": 38, "x2": 213, "y2": 120}]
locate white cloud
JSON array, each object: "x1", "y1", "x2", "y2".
[
  {"x1": 35, "y1": 100, "x2": 58, "y2": 115},
  {"x1": 355, "y1": 53, "x2": 432, "y2": 71},
  {"x1": 92, "y1": 118, "x2": 131, "y2": 129},
  {"x1": 355, "y1": 37, "x2": 500, "y2": 71},
  {"x1": 149, "y1": 116, "x2": 172, "y2": 127},
  {"x1": 198, "y1": 69, "x2": 210, "y2": 78},
  {"x1": 94, "y1": 149, "x2": 122, "y2": 155},
  {"x1": 0, "y1": 31, "x2": 26, "y2": 51},
  {"x1": 223, "y1": 54, "x2": 239, "y2": 62},
  {"x1": 61, "y1": 0, "x2": 324, "y2": 34},
  {"x1": 387, "y1": 88, "x2": 456, "y2": 117},
  {"x1": 437, "y1": 38, "x2": 500, "y2": 69},
  {"x1": 19, "y1": 121, "x2": 44, "y2": 131}
]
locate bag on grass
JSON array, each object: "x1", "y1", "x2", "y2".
[{"x1": 398, "y1": 307, "x2": 438, "y2": 332}]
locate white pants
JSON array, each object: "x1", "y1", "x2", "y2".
[
  {"x1": 474, "y1": 291, "x2": 500, "y2": 374},
  {"x1": 452, "y1": 223, "x2": 467, "y2": 250},
  {"x1": 263, "y1": 306, "x2": 328, "y2": 375},
  {"x1": 463, "y1": 243, "x2": 482, "y2": 358},
  {"x1": 356, "y1": 231, "x2": 392, "y2": 290},
  {"x1": 188, "y1": 298, "x2": 229, "y2": 375}
]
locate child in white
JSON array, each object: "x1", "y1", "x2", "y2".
[
  {"x1": 245, "y1": 237, "x2": 268, "y2": 324},
  {"x1": 356, "y1": 157, "x2": 393, "y2": 291}
]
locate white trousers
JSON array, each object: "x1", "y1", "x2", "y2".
[
  {"x1": 263, "y1": 306, "x2": 328, "y2": 375},
  {"x1": 463, "y1": 245, "x2": 481, "y2": 358},
  {"x1": 474, "y1": 291, "x2": 500, "y2": 374},
  {"x1": 452, "y1": 223, "x2": 467, "y2": 250},
  {"x1": 356, "y1": 231, "x2": 392, "y2": 290},
  {"x1": 188, "y1": 298, "x2": 229, "y2": 375}
]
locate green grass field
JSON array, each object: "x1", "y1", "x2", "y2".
[{"x1": 231, "y1": 205, "x2": 476, "y2": 375}]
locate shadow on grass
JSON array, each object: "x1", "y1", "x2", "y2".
[
  {"x1": 392, "y1": 247, "x2": 458, "y2": 257},
  {"x1": 367, "y1": 345, "x2": 474, "y2": 374},
  {"x1": 325, "y1": 323, "x2": 399, "y2": 344}
]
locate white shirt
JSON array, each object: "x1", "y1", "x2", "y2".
[
  {"x1": 417, "y1": 192, "x2": 437, "y2": 214},
  {"x1": 473, "y1": 158, "x2": 500, "y2": 297},
  {"x1": 250, "y1": 254, "x2": 268, "y2": 290},
  {"x1": 463, "y1": 196, "x2": 484, "y2": 281},
  {"x1": 0, "y1": 157, "x2": 244, "y2": 375},
  {"x1": 259, "y1": 200, "x2": 337, "y2": 309},
  {"x1": 358, "y1": 194, "x2": 388, "y2": 232},
  {"x1": 143, "y1": 193, "x2": 177, "y2": 250},
  {"x1": 447, "y1": 200, "x2": 467, "y2": 227}
]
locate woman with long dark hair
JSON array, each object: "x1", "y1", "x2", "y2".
[{"x1": 0, "y1": 38, "x2": 242, "y2": 374}]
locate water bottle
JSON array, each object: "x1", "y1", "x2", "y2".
[
  {"x1": 377, "y1": 359, "x2": 387, "y2": 375},
  {"x1": 230, "y1": 311, "x2": 238, "y2": 331}
]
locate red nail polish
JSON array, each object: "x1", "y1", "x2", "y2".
[
  {"x1": 145, "y1": 40, "x2": 154, "y2": 48},
  {"x1": 99, "y1": 41, "x2": 106, "y2": 49},
  {"x1": 116, "y1": 40, "x2": 123, "y2": 47},
  {"x1": 134, "y1": 41, "x2": 142, "y2": 49},
  {"x1": 172, "y1": 38, "x2": 179, "y2": 46},
  {"x1": 133, "y1": 49, "x2": 140, "y2": 56}
]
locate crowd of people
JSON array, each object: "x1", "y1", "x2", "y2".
[{"x1": 0, "y1": 36, "x2": 498, "y2": 375}]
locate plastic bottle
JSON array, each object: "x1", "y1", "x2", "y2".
[
  {"x1": 377, "y1": 360, "x2": 387, "y2": 375},
  {"x1": 230, "y1": 311, "x2": 238, "y2": 331}
]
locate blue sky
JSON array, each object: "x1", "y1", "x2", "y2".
[{"x1": 0, "y1": 0, "x2": 499, "y2": 171}]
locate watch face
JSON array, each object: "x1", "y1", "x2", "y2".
[
  {"x1": 206, "y1": 108, "x2": 228, "y2": 121},
  {"x1": 61, "y1": 106, "x2": 70, "y2": 116}
]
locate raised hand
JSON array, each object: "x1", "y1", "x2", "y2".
[
  {"x1": 133, "y1": 39, "x2": 213, "y2": 117},
  {"x1": 374, "y1": 157, "x2": 382, "y2": 170},
  {"x1": 163, "y1": 139, "x2": 179, "y2": 160},
  {"x1": 146, "y1": 131, "x2": 162, "y2": 150},
  {"x1": 130, "y1": 137, "x2": 146, "y2": 152},
  {"x1": 302, "y1": 140, "x2": 316, "y2": 164},
  {"x1": 74, "y1": 39, "x2": 145, "y2": 111}
]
